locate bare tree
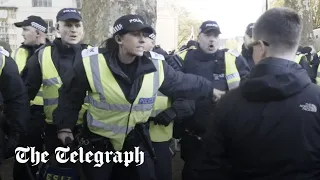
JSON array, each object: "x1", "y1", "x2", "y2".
[
  {"x1": 284, "y1": 0, "x2": 314, "y2": 46},
  {"x1": 270, "y1": 0, "x2": 315, "y2": 46},
  {"x1": 81, "y1": 0, "x2": 157, "y2": 46}
]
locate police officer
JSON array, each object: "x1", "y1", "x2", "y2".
[
  {"x1": 52, "y1": 14, "x2": 214, "y2": 180},
  {"x1": 175, "y1": 20, "x2": 250, "y2": 180},
  {"x1": 22, "y1": 8, "x2": 89, "y2": 157},
  {"x1": 144, "y1": 32, "x2": 183, "y2": 180},
  {"x1": 241, "y1": 23, "x2": 255, "y2": 68},
  {"x1": 12, "y1": 15, "x2": 49, "y2": 180},
  {"x1": 0, "y1": 47, "x2": 30, "y2": 179},
  {"x1": 295, "y1": 46, "x2": 316, "y2": 83}
]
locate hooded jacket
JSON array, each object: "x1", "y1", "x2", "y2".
[{"x1": 191, "y1": 57, "x2": 320, "y2": 180}]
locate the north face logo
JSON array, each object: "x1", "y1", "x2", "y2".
[{"x1": 300, "y1": 103, "x2": 317, "y2": 112}]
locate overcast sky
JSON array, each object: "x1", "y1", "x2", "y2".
[{"x1": 171, "y1": 0, "x2": 266, "y2": 38}]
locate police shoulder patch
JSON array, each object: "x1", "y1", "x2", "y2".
[
  {"x1": 150, "y1": 51, "x2": 165, "y2": 61},
  {"x1": 227, "y1": 49, "x2": 240, "y2": 57},
  {"x1": 0, "y1": 47, "x2": 9, "y2": 57},
  {"x1": 81, "y1": 47, "x2": 99, "y2": 58}
]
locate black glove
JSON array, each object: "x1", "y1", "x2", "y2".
[{"x1": 153, "y1": 107, "x2": 177, "y2": 126}]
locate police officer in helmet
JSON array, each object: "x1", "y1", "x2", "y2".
[{"x1": 53, "y1": 14, "x2": 215, "y2": 180}]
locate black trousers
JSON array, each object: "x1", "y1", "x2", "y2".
[
  {"x1": 82, "y1": 130, "x2": 157, "y2": 180},
  {"x1": 13, "y1": 105, "x2": 45, "y2": 180},
  {"x1": 152, "y1": 141, "x2": 172, "y2": 180},
  {"x1": 180, "y1": 133, "x2": 205, "y2": 180}
]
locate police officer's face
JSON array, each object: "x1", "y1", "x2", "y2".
[
  {"x1": 118, "y1": 31, "x2": 147, "y2": 56},
  {"x1": 198, "y1": 30, "x2": 220, "y2": 54},
  {"x1": 22, "y1": 26, "x2": 38, "y2": 45},
  {"x1": 144, "y1": 37, "x2": 155, "y2": 52},
  {"x1": 244, "y1": 34, "x2": 253, "y2": 48},
  {"x1": 58, "y1": 20, "x2": 84, "y2": 45}
]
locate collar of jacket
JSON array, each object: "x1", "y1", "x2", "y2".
[
  {"x1": 20, "y1": 43, "x2": 46, "y2": 57},
  {"x1": 53, "y1": 38, "x2": 81, "y2": 54},
  {"x1": 102, "y1": 49, "x2": 158, "y2": 82},
  {"x1": 241, "y1": 44, "x2": 253, "y2": 58},
  {"x1": 192, "y1": 48, "x2": 223, "y2": 62}
]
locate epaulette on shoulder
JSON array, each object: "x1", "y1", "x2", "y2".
[
  {"x1": 150, "y1": 51, "x2": 165, "y2": 61},
  {"x1": 226, "y1": 49, "x2": 240, "y2": 57},
  {"x1": 0, "y1": 47, "x2": 9, "y2": 57},
  {"x1": 81, "y1": 47, "x2": 99, "y2": 58}
]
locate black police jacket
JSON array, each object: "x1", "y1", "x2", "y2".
[
  {"x1": 173, "y1": 48, "x2": 250, "y2": 135},
  {"x1": 191, "y1": 57, "x2": 320, "y2": 180},
  {"x1": 22, "y1": 38, "x2": 90, "y2": 101}
]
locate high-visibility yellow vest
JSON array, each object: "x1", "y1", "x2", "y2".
[
  {"x1": 81, "y1": 47, "x2": 165, "y2": 151},
  {"x1": 12, "y1": 47, "x2": 43, "y2": 106},
  {"x1": 148, "y1": 52, "x2": 172, "y2": 142},
  {"x1": 225, "y1": 50, "x2": 241, "y2": 90},
  {"x1": 177, "y1": 46, "x2": 197, "y2": 60},
  {"x1": 0, "y1": 47, "x2": 8, "y2": 75},
  {"x1": 317, "y1": 52, "x2": 320, "y2": 85},
  {"x1": 295, "y1": 54, "x2": 305, "y2": 64},
  {"x1": 38, "y1": 46, "x2": 88, "y2": 124},
  {"x1": 178, "y1": 48, "x2": 241, "y2": 90},
  {"x1": 149, "y1": 91, "x2": 172, "y2": 142}
]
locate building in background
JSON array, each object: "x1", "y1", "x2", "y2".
[
  {"x1": 156, "y1": 0, "x2": 179, "y2": 52},
  {"x1": 0, "y1": 0, "x2": 81, "y2": 51},
  {"x1": 0, "y1": 0, "x2": 178, "y2": 53}
]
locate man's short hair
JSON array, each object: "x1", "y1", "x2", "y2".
[{"x1": 253, "y1": 7, "x2": 302, "y2": 50}]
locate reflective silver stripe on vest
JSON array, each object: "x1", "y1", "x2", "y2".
[
  {"x1": 13, "y1": 49, "x2": 19, "y2": 60},
  {"x1": 226, "y1": 72, "x2": 240, "y2": 81},
  {"x1": 89, "y1": 98, "x2": 154, "y2": 112},
  {"x1": 43, "y1": 77, "x2": 60, "y2": 86},
  {"x1": 228, "y1": 81, "x2": 240, "y2": 90},
  {"x1": 44, "y1": 98, "x2": 58, "y2": 106},
  {"x1": 157, "y1": 91, "x2": 165, "y2": 96},
  {"x1": 84, "y1": 96, "x2": 89, "y2": 103},
  {"x1": 38, "y1": 48, "x2": 45, "y2": 66},
  {"x1": 0, "y1": 54, "x2": 3, "y2": 71},
  {"x1": 150, "y1": 109, "x2": 164, "y2": 117},
  {"x1": 89, "y1": 54, "x2": 106, "y2": 102},
  {"x1": 37, "y1": 91, "x2": 43, "y2": 97},
  {"x1": 87, "y1": 113, "x2": 133, "y2": 134},
  {"x1": 87, "y1": 55, "x2": 160, "y2": 131}
]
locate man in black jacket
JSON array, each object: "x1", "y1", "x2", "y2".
[
  {"x1": 174, "y1": 20, "x2": 250, "y2": 180},
  {"x1": 191, "y1": 7, "x2": 320, "y2": 180}
]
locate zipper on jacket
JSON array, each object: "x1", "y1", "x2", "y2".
[{"x1": 125, "y1": 104, "x2": 133, "y2": 136}]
